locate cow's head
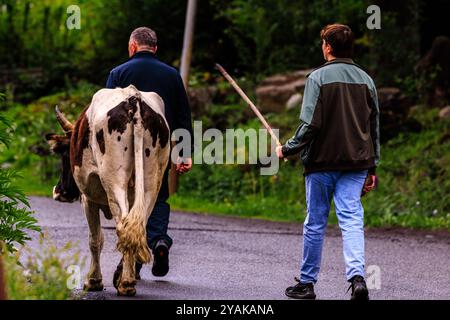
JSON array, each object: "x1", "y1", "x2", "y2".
[{"x1": 45, "y1": 107, "x2": 80, "y2": 203}]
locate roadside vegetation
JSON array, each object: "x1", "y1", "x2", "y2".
[
  {"x1": 3, "y1": 236, "x2": 83, "y2": 300},
  {"x1": 1, "y1": 94, "x2": 82, "y2": 300},
  {"x1": 1, "y1": 85, "x2": 448, "y2": 230}
]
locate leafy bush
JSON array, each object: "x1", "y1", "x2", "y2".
[
  {"x1": 3, "y1": 235, "x2": 84, "y2": 300},
  {"x1": 0, "y1": 169, "x2": 41, "y2": 253},
  {"x1": 0, "y1": 95, "x2": 41, "y2": 253},
  {"x1": 0, "y1": 0, "x2": 424, "y2": 99},
  {"x1": 1, "y1": 92, "x2": 83, "y2": 299}
]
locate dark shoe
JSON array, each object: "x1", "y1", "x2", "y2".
[
  {"x1": 285, "y1": 277, "x2": 316, "y2": 300},
  {"x1": 348, "y1": 275, "x2": 369, "y2": 300},
  {"x1": 151, "y1": 240, "x2": 169, "y2": 277}
]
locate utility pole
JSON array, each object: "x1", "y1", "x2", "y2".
[{"x1": 169, "y1": 0, "x2": 197, "y2": 194}]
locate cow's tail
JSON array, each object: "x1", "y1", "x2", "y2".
[{"x1": 116, "y1": 94, "x2": 151, "y2": 264}]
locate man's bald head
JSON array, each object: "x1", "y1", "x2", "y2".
[{"x1": 129, "y1": 27, "x2": 158, "y2": 57}]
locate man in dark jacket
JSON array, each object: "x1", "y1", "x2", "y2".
[
  {"x1": 106, "y1": 27, "x2": 193, "y2": 278},
  {"x1": 276, "y1": 24, "x2": 379, "y2": 300}
]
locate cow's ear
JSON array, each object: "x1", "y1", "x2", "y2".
[
  {"x1": 46, "y1": 133, "x2": 68, "y2": 142},
  {"x1": 46, "y1": 133, "x2": 69, "y2": 153},
  {"x1": 46, "y1": 133, "x2": 57, "y2": 141}
]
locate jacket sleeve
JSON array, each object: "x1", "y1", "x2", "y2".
[
  {"x1": 369, "y1": 84, "x2": 380, "y2": 175},
  {"x1": 281, "y1": 76, "x2": 321, "y2": 157},
  {"x1": 173, "y1": 73, "x2": 194, "y2": 156},
  {"x1": 281, "y1": 122, "x2": 318, "y2": 156}
]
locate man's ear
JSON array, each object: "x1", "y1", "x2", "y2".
[
  {"x1": 326, "y1": 43, "x2": 333, "y2": 55},
  {"x1": 129, "y1": 40, "x2": 137, "y2": 57}
]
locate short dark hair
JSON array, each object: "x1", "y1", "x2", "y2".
[
  {"x1": 130, "y1": 27, "x2": 157, "y2": 48},
  {"x1": 320, "y1": 24, "x2": 354, "y2": 58}
]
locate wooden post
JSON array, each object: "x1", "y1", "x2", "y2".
[
  {"x1": 0, "y1": 254, "x2": 6, "y2": 300},
  {"x1": 179, "y1": 0, "x2": 197, "y2": 87},
  {"x1": 169, "y1": 0, "x2": 197, "y2": 194}
]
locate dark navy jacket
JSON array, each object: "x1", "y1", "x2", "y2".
[{"x1": 106, "y1": 51, "x2": 193, "y2": 149}]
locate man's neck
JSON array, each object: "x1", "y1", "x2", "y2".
[
  {"x1": 136, "y1": 47, "x2": 155, "y2": 54},
  {"x1": 130, "y1": 49, "x2": 156, "y2": 58}
]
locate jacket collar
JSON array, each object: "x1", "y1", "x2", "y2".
[
  {"x1": 307, "y1": 58, "x2": 362, "y2": 77},
  {"x1": 131, "y1": 50, "x2": 156, "y2": 59},
  {"x1": 324, "y1": 58, "x2": 357, "y2": 66}
]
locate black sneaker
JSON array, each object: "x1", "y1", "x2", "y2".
[
  {"x1": 152, "y1": 240, "x2": 169, "y2": 277},
  {"x1": 348, "y1": 275, "x2": 369, "y2": 300},
  {"x1": 285, "y1": 277, "x2": 316, "y2": 300}
]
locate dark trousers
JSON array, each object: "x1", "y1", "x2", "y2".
[{"x1": 145, "y1": 167, "x2": 173, "y2": 251}]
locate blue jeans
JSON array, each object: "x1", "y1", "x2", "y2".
[
  {"x1": 300, "y1": 170, "x2": 367, "y2": 284},
  {"x1": 145, "y1": 167, "x2": 173, "y2": 251}
]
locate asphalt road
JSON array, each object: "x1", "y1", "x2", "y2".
[{"x1": 27, "y1": 196, "x2": 450, "y2": 300}]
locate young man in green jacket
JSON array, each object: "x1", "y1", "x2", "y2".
[{"x1": 276, "y1": 24, "x2": 379, "y2": 300}]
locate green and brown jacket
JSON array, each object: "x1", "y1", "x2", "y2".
[{"x1": 282, "y1": 58, "x2": 380, "y2": 174}]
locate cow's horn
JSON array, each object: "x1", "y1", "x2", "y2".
[{"x1": 55, "y1": 106, "x2": 74, "y2": 133}]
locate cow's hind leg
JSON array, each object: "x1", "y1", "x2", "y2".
[
  {"x1": 112, "y1": 253, "x2": 137, "y2": 296},
  {"x1": 100, "y1": 179, "x2": 138, "y2": 296},
  {"x1": 116, "y1": 252, "x2": 137, "y2": 296},
  {"x1": 82, "y1": 196, "x2": 104, "y2": 291}
]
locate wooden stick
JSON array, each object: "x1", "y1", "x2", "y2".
[
  {"x1": 215, "y1": 64, "x2": 287, "y2": 161},
  {"x1": 0, "y1": 252, "x2": 6, "y2": 300}
]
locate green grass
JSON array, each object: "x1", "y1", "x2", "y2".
[
  {"x1": 170, "y1": 194, "x2": 310, "y2": 223},
  {"x1": 15, "y1": 166, "x2": 54, "y2": 197}
]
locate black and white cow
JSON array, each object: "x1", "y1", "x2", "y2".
[{"x1": 47, "y1": 85, "x2": 170, "y2": 296}]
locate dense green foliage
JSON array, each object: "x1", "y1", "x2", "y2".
[
  {"x1": 0, "y1": 0, "x2": 424, "y2": 100},
  {"x1": 0, "y1": 94, "x2": 41, "y2": 253}
]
